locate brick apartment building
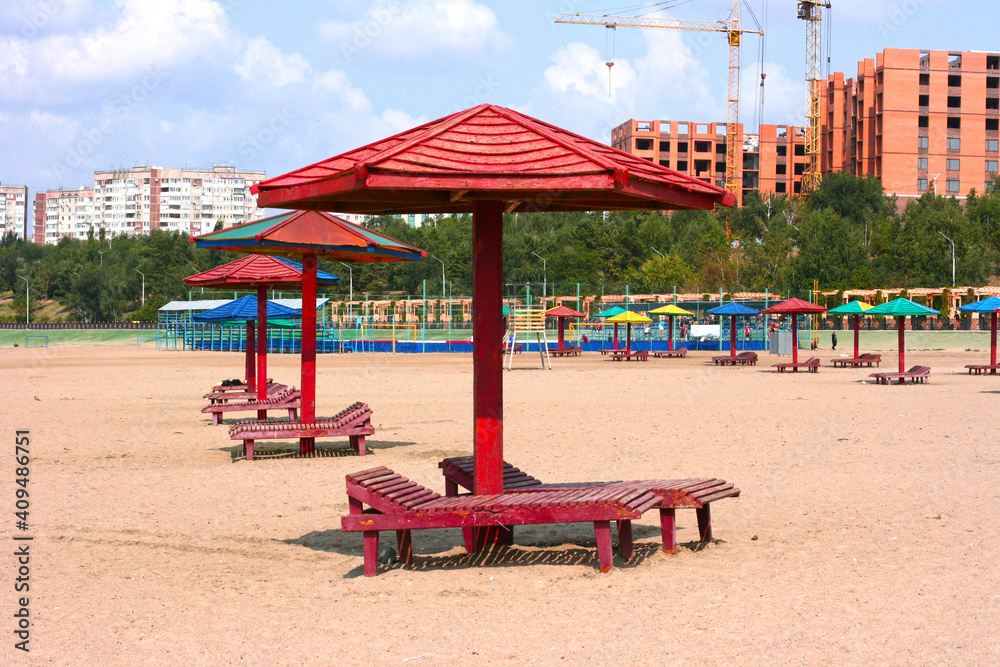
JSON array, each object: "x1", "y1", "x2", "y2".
[
  {"x1": 33, "y1": 187, "x2": 96, "y2": 244},
  {"x1": 613, "y1": 48, "x2": 1000, "y2": 207},
  {"x1": 0, "y1": 182, "x2": 29, "y2": 239}
]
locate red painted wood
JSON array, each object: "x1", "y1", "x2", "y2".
[
  {"x1": 613, "y1": 323, "x2": 619, "y2": 350},
  {"x1": 625, "y1": 322, "x2": 632, "y2": 354},
  {"x1": 791, "y1": 313, "x2": 799, "y2": 365},
  {"x1": 853, "y1": 314, "x2": 860, "y2": 360},
  {"x1": 660, "y1": 508, "x2": 677, "y2": 554},
  {"x1": 594, "y1": 521, "x2": 613, "y2": 572},
  {"x1": 668, "y1": 314, "x2": 674, "y2": 351},
  {"x1": 301, "y1": 254, "x2": 318, "y2": 456},
  {"x1": 256, "y1": 285, "x2": 268, "y2": 419},
  {"x1": 472, "y1": 200, "x2": 504, "y2": 498},
  {"x1": 245, "y1": 320, "x2": 256, "y2": 388},
  {"x1": 897, "y1": 315, "x2": 905, "y2": 374},
  {"x1": 363, "y1": 531, "x2": 379, "y2": 576},
  {"x1": 696, "y1": 505, "x2": 713, "y2": 543},
  {"x1": 617, "y1": 520, "x2": 634, "y2": 561},
  {"x1": 557, "y1": 317, "x2": 565, "y2": 349},
  {"x1": 730, "y1": 316, "x2": 737, "y2": 356},
  {"x1": 396, "y1": 529, "x2": 413, "y2": 565},
  {"x1": 992, "y1": 312, "x2": 997, "y2": 366}
]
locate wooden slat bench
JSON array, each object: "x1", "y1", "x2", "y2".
[
  {"x1": 439, "y1": 456, "x2": 740, "y2": 558},
  {"x1": 550, "y1": 346, "x2": 582, "y2": 357},
  {"x1": 652, "y1": 347, "x2": 688, "y2": 358},
  {"x1": 201, "y1": 387, "x2": 301, "y2": 426},
  {"x1": 610, "y1": 350, "x2": 649, "y2": 362},
  {"x1": 832, "y1": 353, "x2": 881, "y2": 368},
  {"x1": 205, "y1": 382, "x2": 287, "y2": 405},
  {"x1": 772, "y1": 357, "x2": 820, "y2": 373},
  {"x1": 870, "y1": 365, "x2": 931, "y2": 385},
  {"x1": 712, "y1": 351, "x2": 758, "y2": 366},
  {"x1": 342, "y1": 466, "x2": 661, "y2": 576},
  {"x1": 209, "y1": 378, "x2": 273, "y2": 394},
  {"x1": 965, "y1": 363, "x2": 1000, "y2": 375},
  {"x1": 228, "y1": 401, "x2": 374, "y2": 460}
]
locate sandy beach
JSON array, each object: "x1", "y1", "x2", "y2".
[{"x1": 3, "y1": 343, "x2": 999, "y2": 665}]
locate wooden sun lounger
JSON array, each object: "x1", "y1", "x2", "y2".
[
  {"x1": 832, "y1": 354, "x2": 881, "y2": 368},
  {"x1": 342, "y1": 466, "x2": 662, "y2": 576},
  {"x1": 205, "y1": 382, "x2": 287, "y2": 405},
  {"x1": 772, "y1": 357, "x2": 820, "y2": 373},
  {"x1": 965, "y1": 363, "x2": 1000, "y2": 375},
  {"x1": 712, "y1": 351, "x2": 757, "y2": 366},
  {"x1": 610, "y1": 349, "x2": 649, "y2": 361},
  {"x1": 870, "y1": 365, "x2": 931, "y2": 385},
  {"x1": 439, "y1": 456, "x2": 740, "y2": 558},
  {"x1": 550, "y1": 346, "x2": 582, "y2": 357},
  {"x1": 209, "y1": 378, "x2": 272, "y2": 394},
  {"x1": 228, "y1": 401, "x2": 374, "y2": 460},
  {"x1": 652, "y1": 347, "x2": 688, "y2": 358},
  {"x1": 201, "y1": 387, "x2": 301, "y2": 426}
]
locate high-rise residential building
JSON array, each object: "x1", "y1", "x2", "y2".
[
  {"x1": 92, "y1": 165, "x2": 266, "y2": 237},
  {"x1": 34, "y1": 187, "x2": 95, "y2": 244},
  {"x1": 334, "y1": 212, "x2": 438, "y2": 228},
  {"x1": 822, "y1": 48, "x2": 1000, "y2": 204},
  {"x1": 611, "y1": 119, "x2": 807, "y2": 206},
  {"x1": 0, "y1": 182, "x2": 29, "y2": 239}
]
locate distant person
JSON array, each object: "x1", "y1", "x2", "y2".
[{"x1": 831, "y1": 331, "x2": 838, "y2": 350}]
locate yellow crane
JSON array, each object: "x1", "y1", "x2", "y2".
[
  {"x1": 798, "y1": 1, "x2": 830, "y2": 193},
  {"x1": 555, "y1": 1, "x2": 763, "y2": 199}
]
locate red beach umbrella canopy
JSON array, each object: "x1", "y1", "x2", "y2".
[
  {"x1": 184, "y1": 254, "x2": 340, "y2": 290},
  {"x1": 760, "y1": 297, "x2": 827, "y2": 315},
  {"x1": 545, "y1": 306, "x2": 586, "y2": 318},
  {"x1": 249, "y1": 103, "x2": 734, "y2": 510}
]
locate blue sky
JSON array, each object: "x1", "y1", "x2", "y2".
[{"x1": 0, "y1": 0, "x2": 993, "y2": 197}]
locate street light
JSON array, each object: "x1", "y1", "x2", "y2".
[
  {"x1": 98, "y1": 250, "x2": 104, "y2": 266},
  {"x1": 134, "y1": 268, "x2": 145, "y2": 307},
  {"x1": 530, "y1": 251, "x2": 547, "y2": 305},
  {"x1": 17, "y1": 274, "x2": 29, "y2": 325},
  {"x1": 338, "y1": 262, "x2": 354, "y2": 317},
  {"x1": 650, "y1": 247, "x2": 665, "y2": 259},
  {"x1": 429, "y1": 254, "x2": 446, "y2": 299},
  {"x1": 939, "y1": 231, "x2": 956, "y2": 287}
]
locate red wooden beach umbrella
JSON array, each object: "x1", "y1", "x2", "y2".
[
  {"x1": 761, "y1": 298, "x2": 827, "y2": 366},
  {"x1": 250, "y1": 104, "x2": 734, "y2": 542},
  {"x1": 193, "y1": 211, "x2": 425, "y2": 454},
  {"x1": 184, "y1": 255, "x2": 339, "y2": 412},
  {"x1": 545, "y1": 305, "x2": 586, "y2": 350}
]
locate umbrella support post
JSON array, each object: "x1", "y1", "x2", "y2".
[
  {"x1": 300, "y1": 254, "x2": 318, "y2": 456},
  {"x1": 256, "y1": 286, "x2": 268, "y2": 419}
]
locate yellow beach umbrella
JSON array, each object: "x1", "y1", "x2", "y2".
[
  {"x1": 606, "y1": 311, "x2": 652, "y2": 353},
  {"x1": 648, "y1": 304, "x2": 694, "y2": 352}
]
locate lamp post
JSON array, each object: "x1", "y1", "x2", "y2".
[
  {"x1": 338, "y1": 262, "x2": 353, "y2": 317},
  {"x1": 650, "y1": 247, "x2": 664, "y2": 258},
  {"x1": 134, "y1": 268, "x2": 145, "y2": 307},
  {"x1": 939, "y1": 231, "x2": 955, "y2": 287},
  {"x1": 530, "y1": 251, "x2": 547, "y2": 305},
  {"x1": 17, "y1": 274, "x2": 28, "y2": 325},
  {"x1": 98, "y1": 250, "x2": 104, "y2": 266}
]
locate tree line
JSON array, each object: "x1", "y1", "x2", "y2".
[{"x1": 2, "y1": 173, "x2": 999, "y2": 322}]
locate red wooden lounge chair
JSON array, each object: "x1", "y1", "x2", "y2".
[
  {"x1": 209, "y1": 378, "x2": 272, "y2": 394},
  {"x1": 711, "y1": 351, "x2": 757, "y2": 366},
  {"x1": 228, "y1": 401, "x2": 374, "y2": 460},
  {"x1": 438, "y1": 456, "x2": 739, "y2": 558},
  {"x1": 832, "y1": 353, "x2": 881, "y2": 368},
  {"x1": 652, "y1": 347, "x2": 687, "y2": 358},
  {"x1": 869, "y1": 365, "x2": 931, "y2": 385},
  {"x1": 201, "y1": 387, "x2": 301, "y2": 425},
  {"x1": 965, "y1": 363, "x2": 1000, "y2": 375},
  {"x1": 342, "y1": 466, "x2": 661, "y2": 576},
  {"x1": 610, "y1": 349, "x2": 649, "y2": 361},
  {"x1": 772, "y1": 357, "x2": 820, "y2": 373},
  {"x1": 550, "y1": 346, "x2": 582, "y2": 357},
  {"x1": 205, "y1": 382, "x2": 287, "y2": 405}
]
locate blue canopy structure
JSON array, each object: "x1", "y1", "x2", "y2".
[
  {"x1": 957, "y1": 296, "x2": 1000, "y2": 313},
  {"x1": 194, "y1": 295, "x2": 302, "y2": 322},
  {"x1": 707, "y1": 302, "x2": 760, "y2": 356},
  {"x1": 958, "y1": 296, "x2": 1000, "y2": 371}
]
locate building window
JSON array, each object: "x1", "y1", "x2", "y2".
[
  {"x1": 775, "y1": 182, "x2": 786, "y2": 193},
  {"x1": 920, "y1": 73, "x2": 930, "y2": 85},
  {"x1": 658, "y1": 159, "x2": 671, "y2": 168},
  {"x1": 948, "y1": 137, "x2": 961, "y2": 150},
  {"x1": 918, "y1": 94, "x2": 929, "y2": 106},
  {"x1": 636, "y1": 139, "x2": 653, "y2": 150},
  {"x1": 677, "y1": 123, "x2": 688, "y2": 134},
  {"x1": 947, "y1": 117, "x2": 961, "y2": 129},
  {"x1": 987, "y1": 139, "x2": 999, "y2": 152},
  {"x1": 918, "y1": 136, "x2": 929, "y2": 149},
  {"x1": 946, "y1": 179, "x2": 960, "y2": 193},
  {"x1": 776, "y1": 145, "x2": 787, "y2": 157},
  {"x1": 659, "y1": 141, "x2": 670, "y2": 152},
  {"x1": 794, "y1": 145, "x2": 806, "y2": 156},
  {"x1": 918, "y1": 158, "x2": 928, "y2": 170},
  {"x1": 696, "y1": 124, "x2": 709, "y2": 134},
  {"x1": 715, "y1": 161, "x2": 726, "y2": 173},
  {"x1": 677, "y1": 141, "x2": 689, "y2": 153},
  {"x1": 947, "y1": 159, "x2": 960, "y2": 171},
  {"x1": 987, "y1": 161, "x2": 999, "y2": 173},
  {"x1": 694, "y1": 141, "x2": 711, "y2": 152},
  {"x1": 694, "y1": 160, "x2": 710, "y2": 173},
  {"x1": 794, "y1": 163, "x2": 806, "y2": 175},
  {"x1": 948, "y1": 96, "x2": 961, "y2": 108},
  {"x1": 918, "y1": 116, "x2": 929, "y2": 128},
  {"x1": 989, "y1": 77, "x2": 1000, "y2": 90},
  {"x1": 988, "y1": 98, "x2": 1000, "y2": 110},
  {"x1": 676, "y1": 160, "x2": 688, "y2": 171},
  {"x1": 948, "y1": 74, "x2": 962, "y2": 87},
  {"x1": 794, "y1": 182, "x2": 803, "y2": 194},
  {"x1": 918, "y1": 178, "x2": 928, "y2": 191},
  {"x1": 989, "y1": 119, "x2": 1000, "y2": 131},
  {"x1": 775, "y1": 163, "x2": 787, "y2": 175}
]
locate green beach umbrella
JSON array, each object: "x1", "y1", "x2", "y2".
[
  {"x1": 865, "y1": 298, "x2": 940, "y2": 374},
  {"x1": 594, "y1": 306, "x2": 628, "y2": 350}
]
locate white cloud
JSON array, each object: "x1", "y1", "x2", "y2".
[
  {"x1": 320, "y1": 0, "x2": 510, "y2": 58},
  {"x1": 380, "y1": 108, "x2": 424, "y2": 133},
  {"x1": 314, "y1": 69, "x2": 370, "y2": 112},
  {"x1": 0, "y1": 36, "x2": 28, "y2": 86},
  {"x1": 234, "y1": 36, "x2": 310, "y2": 87},
  {"x1": 544, "y1": 42, "x2": 636, "y2": 102}
]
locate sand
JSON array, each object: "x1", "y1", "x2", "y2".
[{"x1": 2, "y1": 344, "x2": 999, "y2": 665}]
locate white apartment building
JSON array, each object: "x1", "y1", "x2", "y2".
[
  {"x1": 33, "y1": 187, "x2": 95, "y2": 244},
  {"x1": 334, "y1": 212, "x2": 440, "y2": 228},
  {"x1": 0, "y1": 182, "x2": 29, "y2": 239},
  {"x1": 92, "y1": 165, "x2": 266, "y2": 237}
]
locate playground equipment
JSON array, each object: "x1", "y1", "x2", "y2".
[{"x1": 505, "y1": 305, "x2": 551, "y2": 370}]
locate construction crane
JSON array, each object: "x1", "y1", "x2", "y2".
[
  {"x1": 798, "y1": 1, "x2": 830, "y2": 193},
  {"x1": 555, "y1": 1, "x2": 763, "y2": 200}
]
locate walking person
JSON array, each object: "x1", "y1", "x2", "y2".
[{"x1": 831, "y1": 331, "x2": 838, "y2": 351}]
